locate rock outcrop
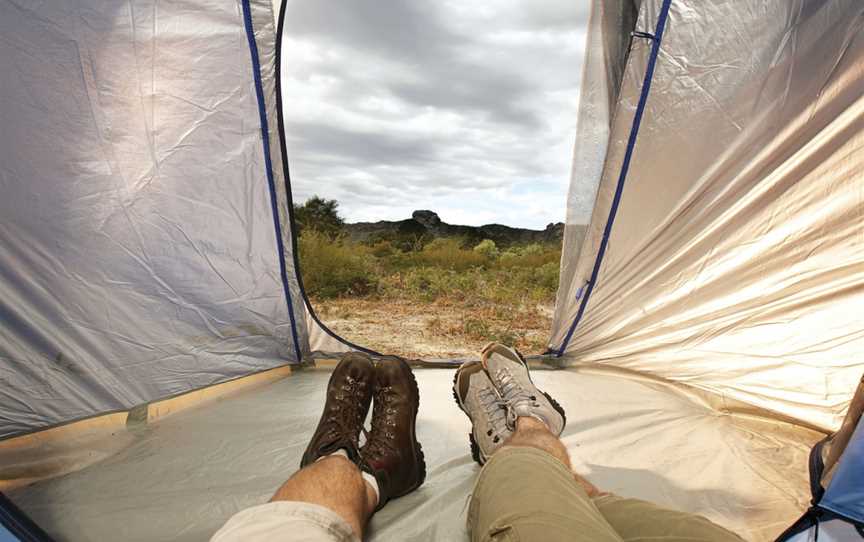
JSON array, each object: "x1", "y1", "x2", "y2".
[{"x1": 345, "y1": 210, "x2": 572, "y2": 248}]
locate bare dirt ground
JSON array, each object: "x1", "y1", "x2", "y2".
[{"x1": 311, "y1": 297, "x2": 555, "y2": 359}]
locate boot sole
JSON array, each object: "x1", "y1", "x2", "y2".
[
  {"x1": 387, "y1": 357, "x2": 427, "y2": 500},
  {"x1": 452, "y1": 363, "x2": 486, "y2": 466}
]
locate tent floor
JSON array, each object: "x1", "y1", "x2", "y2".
[{"x1": 8, "y1": 367, "x2": 822, "y2": 541}]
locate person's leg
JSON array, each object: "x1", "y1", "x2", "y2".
[
  {"x1": 459, "y1": 343, "x2": 744, "y2": 542},
  {"x1": 214, "y1": 354, "x2": 425, "y2": 542},
  {"x1": 455, "y1": 344, "x2": 622, "y2": 542},
  {"x1": 270, "y1": 455, "x2": 378, "y2": 538},
  {"x1": 212, "y1": 353, "x2": 378, "y2": 542},
  {"x1": 271, "y1": 354, "x2": 424, "y2": 536},
  {"x1": 467, "y1": 416, "x2": 622, "y2": 542},
  {"x1": 506, "y1": 416, "x2": 604, "y2": 498},
  {"x1": 503, "y1": 417, "x2": 743, "y2": 541},
  {"x1": 504, "y1": 416, "x2": 570, "y2": 466},
  {"x1": 592, "y1": 495, "x2": 745, "y2": 542}
]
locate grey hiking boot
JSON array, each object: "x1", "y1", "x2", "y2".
[
  {"x1": 481, "y1": 343, "x2": 566, "y2": 436},
  {"x1": 453, "y1": 360, "x2": 513, "y2": 465}
]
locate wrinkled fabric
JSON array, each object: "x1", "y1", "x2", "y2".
[
  {"x1": 556, "y1": 1, "x2": 639, "y2": 309},
  {"x1": 306, "y1": 308, "x2": 353, "y2": 354},
  {"x1": 551, "y1": 0, "x2": 864, "y2": 432},
  {"x1": 0, "y1": 0, "x2": 302, "y2": 439},
  {"x1": 252, "y1": 0, "x2": 312, "y2": 359}
]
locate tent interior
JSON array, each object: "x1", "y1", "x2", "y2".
[
  {"x1": 2, "y1": 365, "x2": 825, "y2": 541},
  {"x1": 2, "y1": 0, "x2": 863, "y2": 541}
]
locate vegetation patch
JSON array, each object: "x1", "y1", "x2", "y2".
[{"x1": 294, "y1": 196, "x2": 562, "y2": 356}]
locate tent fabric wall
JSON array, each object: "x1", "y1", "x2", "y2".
[
  {"x1": 305, "y1": 310, "x2": 353, "y2": 354},
  {"x1": 0, "y1": 0, "x2": 302, "y2": 439},
  {"x1": 550, "y1": 0, "x2": 864, "y2": 432},
  {"x1": 246, "y1": 0, "x2": 312, "y2": 360},
  {"x1": 555, "y1": 1, "x2": 639, "y2": 315}
]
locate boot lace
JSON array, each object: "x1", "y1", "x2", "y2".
[
  {"x1": 363, "y1": 385, "x2": 398, "y2": 459},
  {"x1": 494, "y1": 367, "x2": 540, "y2": 429},
  {"x1": 477, "y1": 386, "x2": 509, "y2": 443},
  {"x1": 327, "y1": 376, "x2": 367, "y2": 446}
]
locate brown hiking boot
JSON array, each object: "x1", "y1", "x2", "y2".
[
  {"x1": 360, "y1": 356, "x2": 426, "y2": 511},
  {"x1": 300, "y1": 352, "x2": 374, "y2": 468}
]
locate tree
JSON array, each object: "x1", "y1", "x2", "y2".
[{"x1": 293, "y1": 196, "x2": 345, "y2": 238}]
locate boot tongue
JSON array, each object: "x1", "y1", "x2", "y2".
[{"x1": 318, "y1": 397, "x2": 365, "y2": 458}]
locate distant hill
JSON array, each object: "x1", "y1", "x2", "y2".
[{"x1": 345, "y1": 210, "x2": 585, "y2": 248}]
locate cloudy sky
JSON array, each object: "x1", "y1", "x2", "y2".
[{"x1": 279, "y1": 0, "x2": 589, "y2": 230}]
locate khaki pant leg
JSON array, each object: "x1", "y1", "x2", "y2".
[
  {"x1": 467, "y1": 447, "x2": 623, "y2": 542},
  {"x1": 211, "y1": 501, "x2": 359, "y2": 542},
  {"x1": 593, "y1": 494, "x2": 745, "y2": 542}
]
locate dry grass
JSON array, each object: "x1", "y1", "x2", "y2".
[
  {"x1": 300, "y1": 232, "x2": 560, "y2": 358},
  {"x1": 312, "y1": 297, "x2": 553, "y2": 359}
]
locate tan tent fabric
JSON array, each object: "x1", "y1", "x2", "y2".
[
  {"x1": 556, "y1": 1, "x2": 639, "y2": 304},
  {"x1": 551, "y1": 0, "x2": 864, "y2": 432}
]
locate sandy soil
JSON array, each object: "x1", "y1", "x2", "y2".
[{"x1": 311, "y1": 297, "x2": 554, "y2": 359}]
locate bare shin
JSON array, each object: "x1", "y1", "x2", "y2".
[{"x1": 270, "y1": 455, "x2": 377, "y2": 539}]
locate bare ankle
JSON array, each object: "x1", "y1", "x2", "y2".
[
  {"x1": 502, "y1": 417, "x2": 571, "y2": 469},
  {"x1": 515, "y1": 416, "x2": 550, "y2": 432}
]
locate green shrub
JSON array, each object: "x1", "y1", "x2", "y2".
[
  {"x1": 533, "y1": 261, "x2": 560, "y2": 292},
  {"x1": 298, "y1": 231, "x2": 378, "y2": 298},
  {"x1": 498, "y1": 243, "x2": 560, "y2": 269},
  {"x1": 473, "y1": 239, "x2": 499, "y2": 259},
  {"x1": 368, "y1": 240, "x2": 396, "y2": 258},
  {"x1": 415, "y1": 238, "x2": 487, "y2": 270},
  {"x1": 365, "y1": 231, "x2": 429, "y2": 252},
  {"x1": 299, "y1": 230, "x2": 562, "y2": 304}
]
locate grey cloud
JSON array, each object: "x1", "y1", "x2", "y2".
[
  {"x1": 282, "y1": 0, "x2": 458, "y2": 63},
  {"x1": 517, "y1": 1, "x2": 592, "y2": 30},
  {"x1": 286, "y1": 121, "x2": 442, "y2": 168},
  {"x1": 281, "y1": 0, "x2": 587, "y2": 226},
  {"x1": 282, "y1": 0, "x2": 584, "y2": 129},
  {"x1": 389, "y1": 66, "x2": 541, "y2": 128}
]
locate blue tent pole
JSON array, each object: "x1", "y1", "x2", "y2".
[{"x1": 555, "y1": 0, "x2": 673, "y2": 357}]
